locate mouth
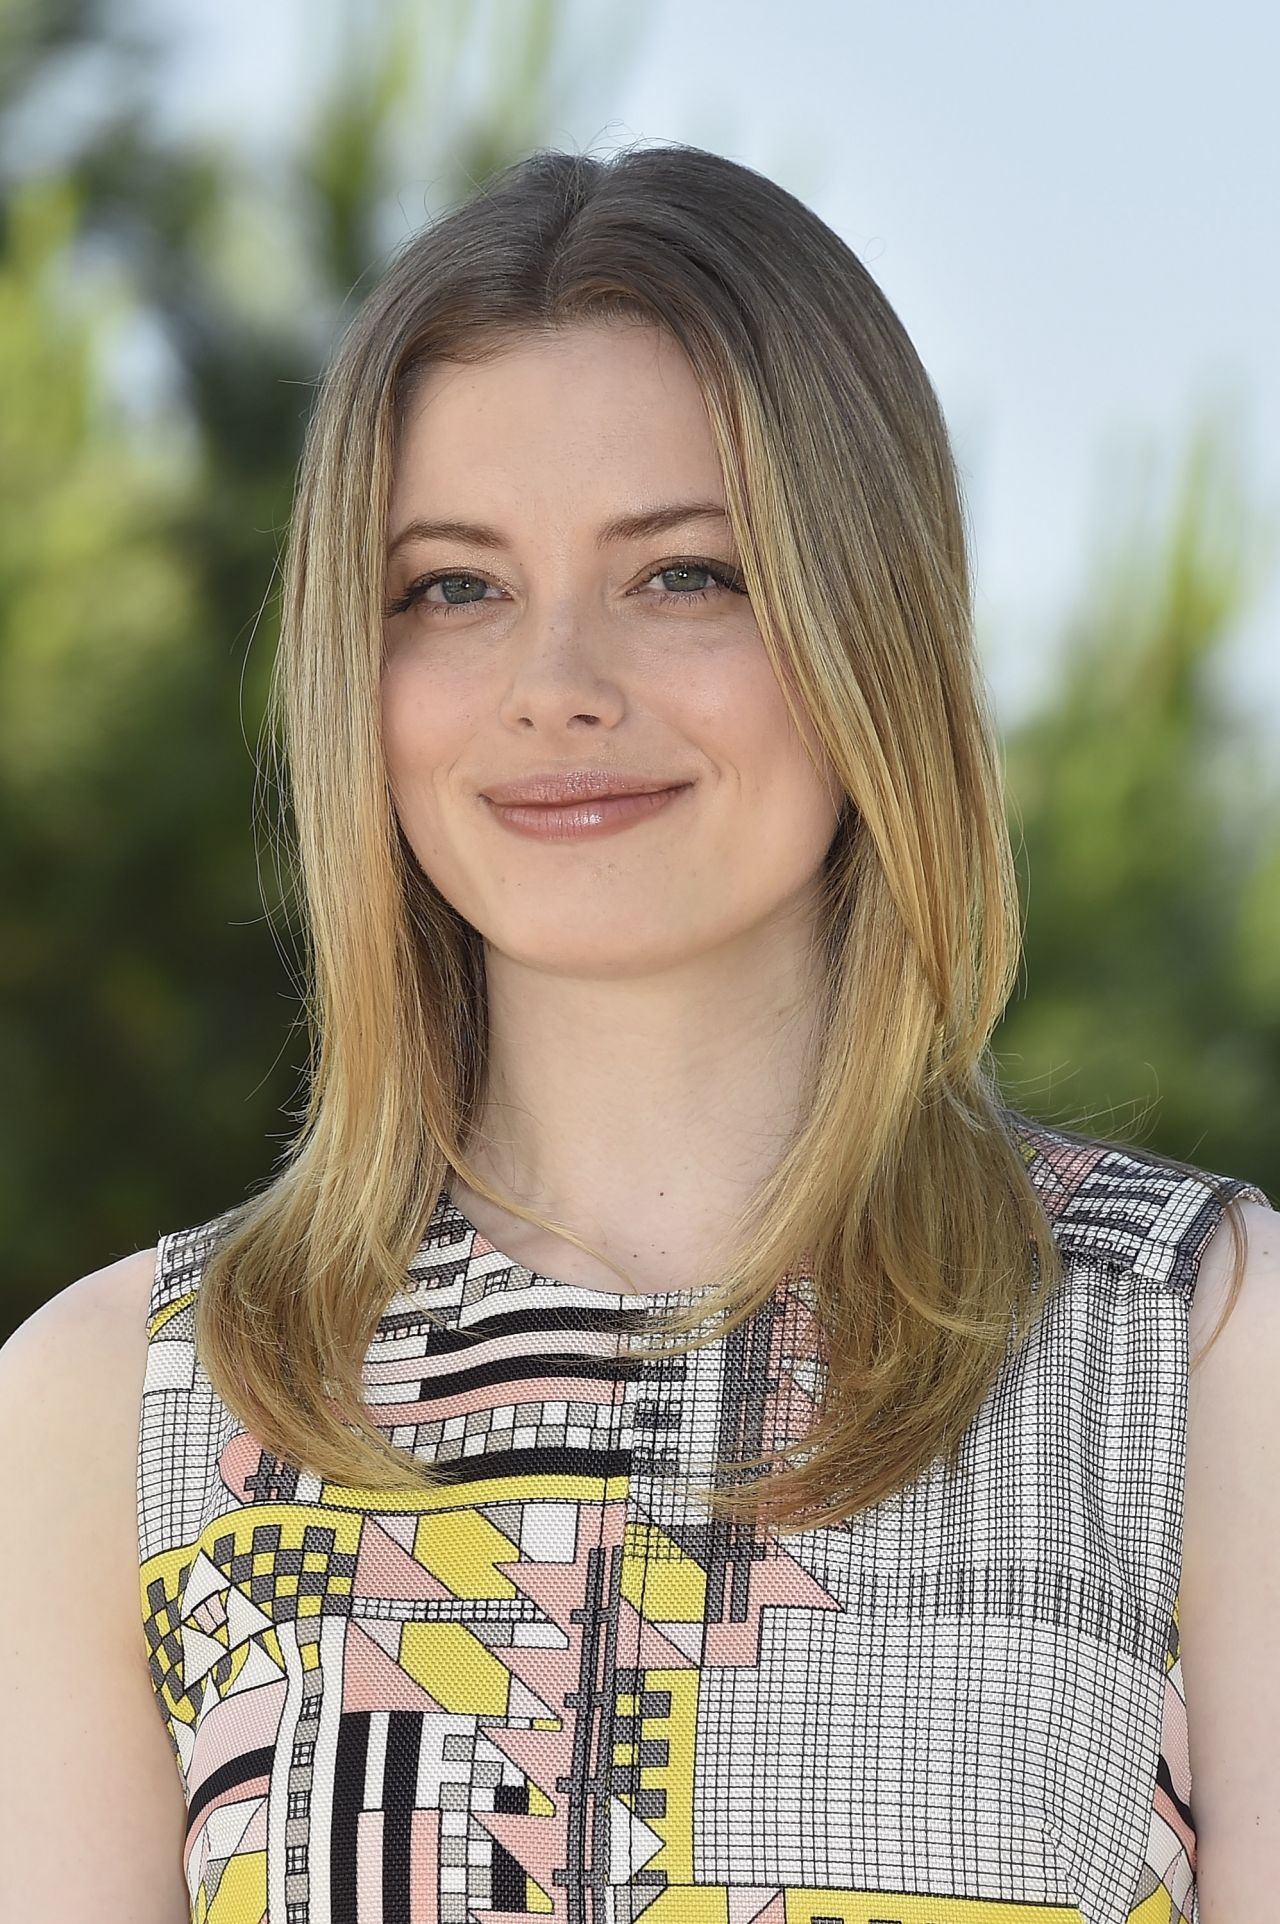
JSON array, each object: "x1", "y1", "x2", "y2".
[
  {"x1": 480, "y1": 770, "x2": 695, "y2": 807},
  {"x1": 482, "y1": 782, "x2": 695, "y2": 841},
  {"x1": 488, "y1": 785, "x2": 687, "y2": 807}
]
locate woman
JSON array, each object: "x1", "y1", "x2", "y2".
[{"x1": 1, "y1": 142, "x2": 1275, "y2": 1924}]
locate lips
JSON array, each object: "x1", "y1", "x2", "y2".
[
  {"x1": 481, "y1": 770, "x2": 691, "y2": 806},
  {"x1": 484, "y1": 782, "x2": 693, "y2": 841}
]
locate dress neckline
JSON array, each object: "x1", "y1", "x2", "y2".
[{"x1": 417, "y1": 1176, "x2": 714, "y2": 1308}]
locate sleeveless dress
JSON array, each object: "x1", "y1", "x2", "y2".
[{"x1": 136, "y1": 1115, "x2": 1270, "y2": 1924}]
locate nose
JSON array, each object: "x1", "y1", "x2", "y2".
[{"x1": 497, "y1": 591, "x2": 626, "y2": 729}]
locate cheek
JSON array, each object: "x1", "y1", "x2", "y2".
[
  {"x1": 698, "y1": 654, "x2": 834, "y2": 806},
  {"x1": 379, "y1": 657, "x2": 413, "y2": 775},
  {"x1": 380, "y1": 659, "x2": 454, "y2": 807}
]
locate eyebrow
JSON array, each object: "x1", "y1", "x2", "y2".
[{"x1": 386, "y1": 499, "x2": 731, "y2": 559}]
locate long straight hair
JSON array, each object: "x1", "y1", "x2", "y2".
[{"x1": 194, "y1": 142, "x2": 1254, "y2": 1533}]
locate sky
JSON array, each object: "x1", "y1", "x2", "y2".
[{"x1": 128, "y1": 0, "x2": 1280, "y2": 738}]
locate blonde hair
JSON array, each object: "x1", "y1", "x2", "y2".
[{"x1": 194, "y1": 142, "x2": 1253, "y2": 1533}]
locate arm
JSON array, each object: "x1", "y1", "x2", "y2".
[
  {"x1": 0, "y1": 1248, "x2": 192, "y2": 1923},
  {"x1": 1181, "y1": 1197, "x2": 1280, "y2": 1920}
]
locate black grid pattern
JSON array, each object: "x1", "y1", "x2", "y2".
[{"x1": 135, "y1": 1121, "x2": 1271, "y2": 1924}]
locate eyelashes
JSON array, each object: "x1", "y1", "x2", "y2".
[{"x1": 382, "y1": 556, "x2": 748, "y2": 622}]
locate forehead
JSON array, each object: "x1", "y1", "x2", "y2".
[{"x1": 390, "y1": 321, "x2": 725, "y2": 509}]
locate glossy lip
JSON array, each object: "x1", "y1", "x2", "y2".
[
  {"x1": 485, "y1": 783, "x2": 693, "y2": 843},
  {"x1": 481, "y1": 768, "x2": 693, "y2": 806}
]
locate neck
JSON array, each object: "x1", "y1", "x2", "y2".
[{"x1": 456, "y1": 903, "x2": 827, "y2": 1288}]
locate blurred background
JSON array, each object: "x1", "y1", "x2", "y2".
[{"x1": 2, "y1": 0, "x2": 1277, "y2": 1336}]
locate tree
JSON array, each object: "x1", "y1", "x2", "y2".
[
  {"x1": 0, "y1": 0, "x2": 644, "y2": 1331},
  {"x1": 1, "y1": 2, "x2": 1274, "y2": 1341},
  {"x1": 995, "y1": 407, "x2": 1280, "y2": 1193}
]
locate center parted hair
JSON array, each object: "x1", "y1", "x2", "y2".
[{"x1": 193, "y1": 141, "x2": 1247, "y2": 1532}]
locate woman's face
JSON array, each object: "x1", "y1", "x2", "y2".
[{"x1": 380, "y1": 318, "x2": 843, "y2": 977}]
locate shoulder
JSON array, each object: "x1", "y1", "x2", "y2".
[
  {"x1": 1183, "y1": 1193, "x2": 1280, "y2": 1515},
  {"x1": 0, "y1": 1243, "x2": 159, "y2": 1398},
  {"x1": 1179, "y1": 1197, "x2": 1280, "y2": 1915},
  {"x1": 0, "y1": 1246, "x2": 196, "y2": 1918},
  {"x1": 1186, "y1": 1194, "x2": 1280, "y2": 1364},
  {"x1": 1005, "y1": 1109, "x2": 1269, "y2": 1293},
  {"x1": 0, "y1": 1246, "x2": 159, "y2": 1661},
  {"x1": 0, "y1": 1243, "x2": 159, "y2": 1408}
]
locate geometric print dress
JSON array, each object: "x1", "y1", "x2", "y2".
[{"x1": 136, "y1": 1112, "x2": 1270, "y2": 1924}]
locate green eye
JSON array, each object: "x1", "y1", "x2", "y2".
[
  {"x1": 383, "y1": 556, "x2": 748, "y2": 623},
  {"x1": 644, "y1": 559, "x2": 748, "y2": 602},
  {"x1": 384, "y1": 572, "x2": 499, "y2": 619}
]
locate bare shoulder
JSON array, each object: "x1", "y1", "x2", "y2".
[
  {"x1": 0, "y1": 1244, "x2": 160, "y2": 1665},
  {"x1": 0, "y1": 1243, "x2": 191, "y2": 1920},
  {"x1": 1186, "y1": 1194, "x2": 1280, "y2": 1366},
  {"x1": 2, "y1": 1240, "x2": 159, "y2": 1362},
  {"x1": 1180, "y1": 1197, "x2": 1280, "y2": 1919}
]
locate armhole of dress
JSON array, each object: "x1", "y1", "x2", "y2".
[
  {"x1": 137, "y1": 1216, "x2": 237, "y2": 1781},
  {"x1": 137, "y1": 1229, "x2": 191, "y2": 1788},
  {"x1": 1100, "y1": 1156, "x2": 1270, "y2": 1921},
  {"x1": 1140, "y1": 1172, "x2": 1273, "y2": 1304},
  {"x1": 1009, "y1": 1119, "x2": 1271, "y2": 1920},
  {"x1": 147, "y1": 1229, "x2": 177, "y2": 1328},
  {"x1": 1145, "y1": 1164, "x2": 1269, "y2": 1920}
]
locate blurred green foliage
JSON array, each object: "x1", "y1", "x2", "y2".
[
  {"x1": 996, "y1": 418, "x2": 1280, "y2": 1181},
  {"x1": 1, "y1": 2, "x2": 1275, "y2": 1337}
]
